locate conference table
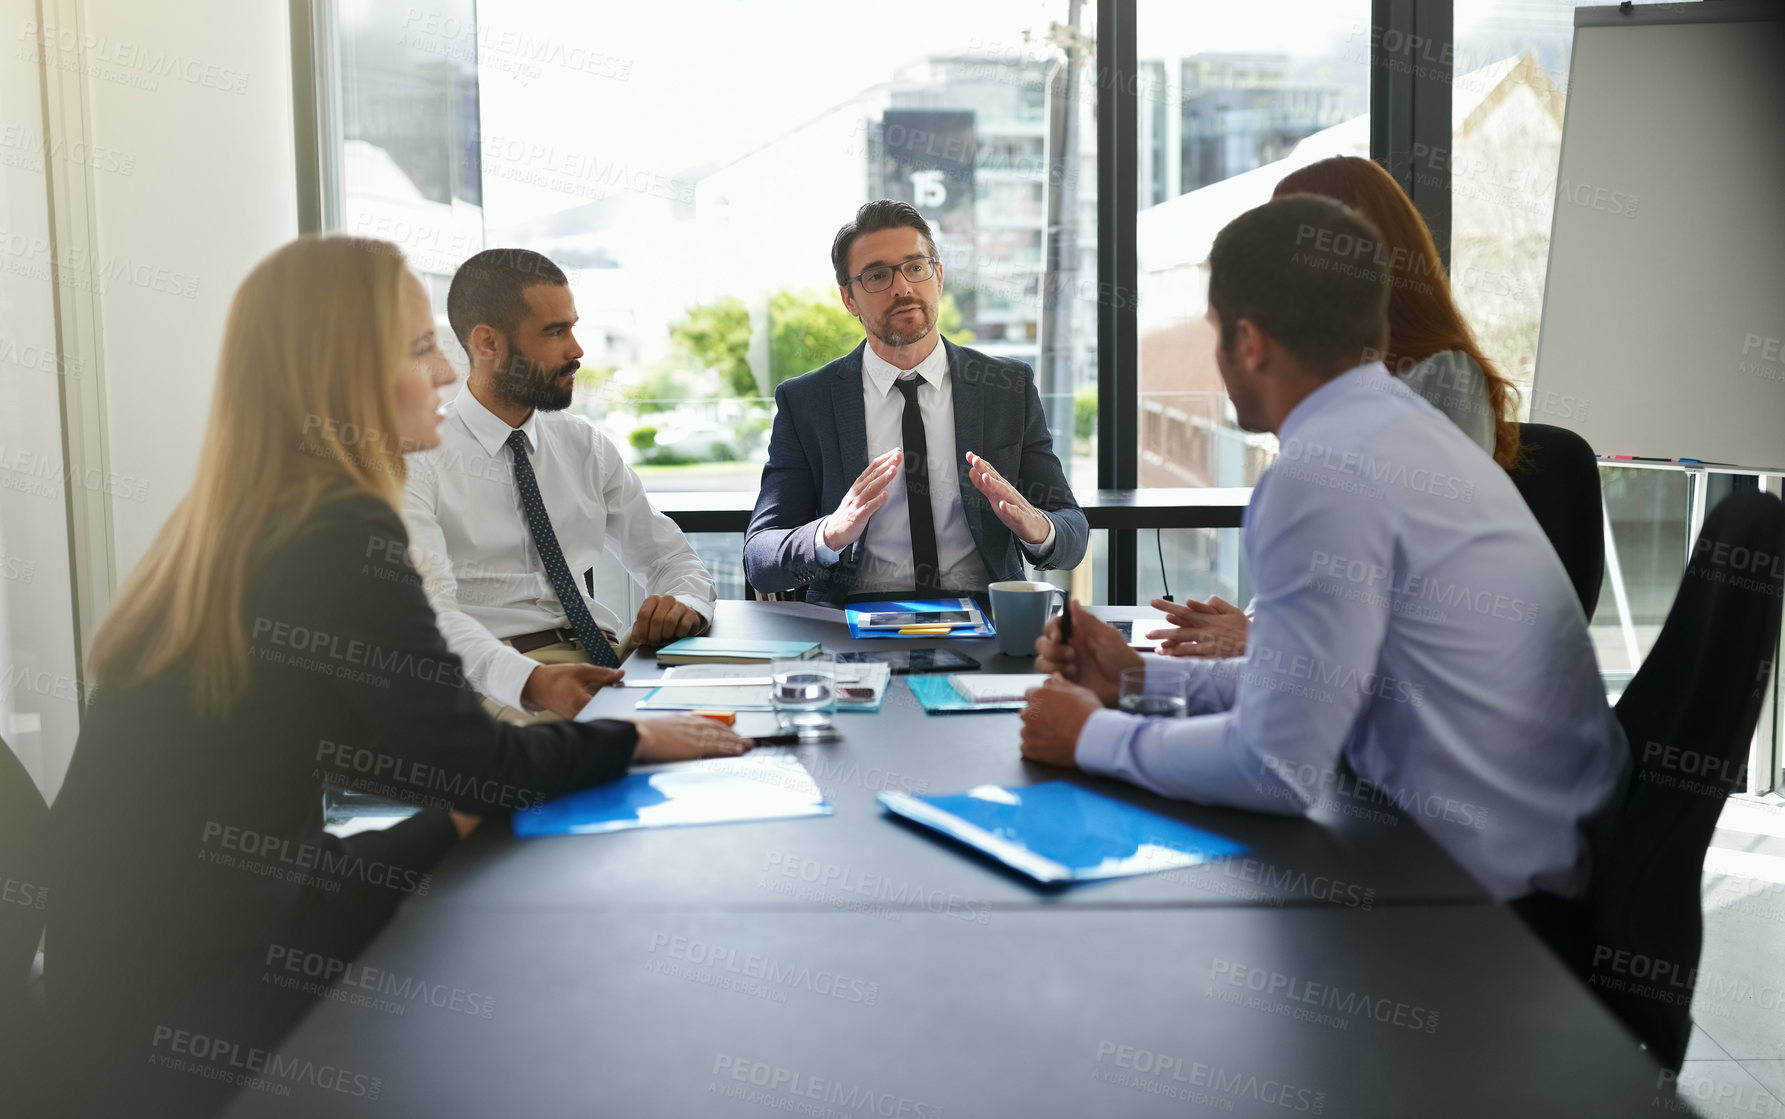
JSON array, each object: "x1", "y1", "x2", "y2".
[{"x1": 226, "y1": 602, "x2": 1674, "y2": 1118}]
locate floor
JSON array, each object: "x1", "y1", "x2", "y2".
[{"x1": 1674, "y1": 793, "x2": 1785, "y2": 1118}]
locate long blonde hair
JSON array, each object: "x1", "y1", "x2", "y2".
[{"x1": 89, "y1": 236, "x2": 414, "y2": 714}]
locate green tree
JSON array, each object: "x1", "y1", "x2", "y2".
[
  {"x1": 668, "y1": 297, "x2": 755, "y2": 397},
  {"x1": 765, "y1": 289, "x2": 976, "y2": 387}
]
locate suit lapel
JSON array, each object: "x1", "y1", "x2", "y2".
[
  {"x1": 831, "y1": 341, "x2": 870, "y2": 486},
  {"x1": 947, "y1": 339, "x2": 989, "y2": 554}
]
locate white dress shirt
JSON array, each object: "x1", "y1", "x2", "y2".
[
  {"x1": 404, "y1": 387, "x2": 716, "y2": 710},
  {"x1": 1076, "y1": 362, "x2": 1628, "y2": 901},
  {"x1": 814, "y1": 339, "x2": 1055, "y2": 592}
]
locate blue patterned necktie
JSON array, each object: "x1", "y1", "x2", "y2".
[{"x1": 505, "y1": 429, "x2": 621, "y2": 667}]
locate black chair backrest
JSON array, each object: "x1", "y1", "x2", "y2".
[
  {"x1": 1587, "y1": 489, "x2": 1783, "y2": 1069},
  {"x1": 0, "y1": 735, "x2": 50, "y2": 1000},
  {"x1": 1509, "y1": 423, "x2": 1604, "y2": 621}
]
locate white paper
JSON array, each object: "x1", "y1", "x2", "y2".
[{"x1": 948, "y1": 673, "x2": 1050, "y2": 704}]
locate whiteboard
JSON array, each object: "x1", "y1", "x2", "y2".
[{"x1": 1532, "y1": 2, "x2": 1785, "y2": 470}]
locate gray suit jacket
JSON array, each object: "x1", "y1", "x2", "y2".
[{"x1": 744, "y1": 339, "x2": 1089, "y2": 606}]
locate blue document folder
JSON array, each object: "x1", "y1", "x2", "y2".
[
  {"x1": 844, "y1": 598, "x2": 996, "y2": 640},
  {"x1": 877, "y1": 781, "x2": 1248, "y2": 884},
  {"x1": 514, "y1": 754, "x2": 832, "y2": 837}
]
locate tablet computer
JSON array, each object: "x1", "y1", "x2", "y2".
[{"x1": 836, "y1": 649, "x2": 981, "y2": 675}]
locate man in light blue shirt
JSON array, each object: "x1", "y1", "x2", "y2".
[{"x1": 1021, "y1": 194, "x2": 1627, "y2": 903}]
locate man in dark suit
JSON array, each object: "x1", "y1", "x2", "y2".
[{"x1": 745, "y1": 200, "x2": 1088, "y2": 606}]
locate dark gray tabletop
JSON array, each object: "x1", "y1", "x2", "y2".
[
  {"x1": 220, "y1": 601, "x2": 1672, "y2": 1117},
  {"x1": 420, "y1": 601, "x2": 1487, "y2": 913},
  {"x1": 224, "y1": 903, "x2": 1664, "y2": 1119}
]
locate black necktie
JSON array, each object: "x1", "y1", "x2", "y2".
[
  {"x1": 505, "y1": 430, "x2": 621, "y2": 667},
  {"x1": 894, "y1": 376, "x2": 943, "y2": 596}
]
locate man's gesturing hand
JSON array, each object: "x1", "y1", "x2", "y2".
[
  {"x1": 965, "y1": 452, "x2": 1051, "y2": 547},
  {"x1": 633, "y1": 594, "x2": 704, "y2": 646},
  {"x1": 820, "y1": 448, "x2": 903, "y2": 552},
  {"x1": 521, "y1": 662, "x2": 624, "y2": 721}
]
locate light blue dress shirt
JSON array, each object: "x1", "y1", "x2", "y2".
[{"x1": 1076, "y1": 362, "x2": 1628, "y2": 901}]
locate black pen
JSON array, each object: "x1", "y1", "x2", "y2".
[{"x1": 1059, "y1": 596, "x2": 1074, "y2": 644}]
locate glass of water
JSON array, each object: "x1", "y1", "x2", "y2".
[
  {"x1": 771, "y1": 655, "x2": 838, "y2": 739},
  {"x1": 1118, "y1": 665, "x2": 1188, "y2": 717}
]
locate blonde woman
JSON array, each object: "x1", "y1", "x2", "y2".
[{"x1": 44, "y1": 237, "x2": 744, "y2": 1115}]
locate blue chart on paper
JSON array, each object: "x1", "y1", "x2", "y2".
[
  {"x1": 514, "y1": 754, "x2": 832, "y2": 837},
  {"x1": 878, "y1": 780, "x2": 1248, "y2": 884}
]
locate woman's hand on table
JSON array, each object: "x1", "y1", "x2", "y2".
[
  {"x1": 633, "y1": 716, "x2": 752, "y2": 764},
  {"x1": 1148, "y1": 596, "x2": 1248, "y2": 659}
]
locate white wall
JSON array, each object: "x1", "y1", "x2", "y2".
[{"x1": 79, "y1": 0, "x2": 299, "y2": 573}]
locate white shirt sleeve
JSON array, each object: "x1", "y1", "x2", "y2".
[
  {"x1": 593, "y1": 435, "x2": 718, "y2": 629},
  {"x1": 402, "y1": 456, "x2": 541, "y2": 712},
  {"x1": 814, "y1": 520, "x2": 841, "y2": 566},
  {"x1": 1020, "y1": 516, "x2": 1058, "y2": 561}
]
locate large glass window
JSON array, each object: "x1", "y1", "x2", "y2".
[
  {"x1": 470, "y1": 0, "x2": 1099, "y2": 506},
  {"x1": 1133, "y1": 1, "x2": 1370, "y2": 605}
]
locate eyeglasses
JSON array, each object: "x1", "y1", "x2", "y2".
[{"x1": 845, "y1": 257, "x2": 938, "y2": 294}]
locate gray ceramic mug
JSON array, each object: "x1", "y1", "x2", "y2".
[{"x1": 989, "y1": 580, "x2": 1068, "y2": 657}]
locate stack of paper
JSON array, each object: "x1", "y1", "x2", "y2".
[{"x1": 946, "y1": 674, "x2": 1050, "y2": 704}]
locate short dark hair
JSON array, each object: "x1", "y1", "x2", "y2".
[
  {"x1": 1207, "y1": 194, "x2": 1391, "y2": 376},
  {"x1": 830, "y1": 200, "x2": 937, "y2": 286},
  {"x1": 447, "y1": 248, "x2": 568, "y2": 353}
]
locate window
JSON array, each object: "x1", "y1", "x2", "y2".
[
  {"x1": 1130, "y1": 0, "x2": 1371, "y2": 604},
  {"x1": 463, "y1": 0, "x2": 1098, "y2": 504}
]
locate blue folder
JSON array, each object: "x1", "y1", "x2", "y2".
[
  {"x1": 514, "y1": 755, "x2": 832, "y2": 837},
  {"x1": 906, "y1": 674, "x2": 1026, "y2": 713},
  {"x1": 844, "y1": 598, "x2": 996, "y2": 640},
  {"x1": 877, "y1": 781, "x2": 1248, "y2": 884}
]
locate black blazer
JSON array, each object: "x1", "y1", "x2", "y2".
[
  {"x1": 44, "y1": 489, "x2": 637, "y2": 1115},
  {"x1": 744, "y1": 338, "x2": 1089, "y2": 605}
]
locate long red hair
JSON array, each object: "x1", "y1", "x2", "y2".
[{"x1": 1274, "y1": 156, "x2": 1521, "y2": 470}]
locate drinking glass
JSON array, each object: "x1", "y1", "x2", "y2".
[
  {"x1": 771, "y1": 654, "x2": 838, "y2": 739},
  {"x1": 1117, "y1": 665, "x2": 1188, "y2": 717}
]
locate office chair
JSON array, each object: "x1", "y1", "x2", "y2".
[
  {"x1": 1585, "y1": 489, "x2": 1783, "y2": 1070},
  {"x1": 1509, "y1": 423, "x2": 1604, "y2": 621}
]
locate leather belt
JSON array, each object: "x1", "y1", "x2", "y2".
[{"x1": 505, "y1": 626, "x2": 611, "y2": 655}]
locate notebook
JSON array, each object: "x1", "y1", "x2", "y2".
[
  {"x1": 654, "y1": 637, "x2": 822, "y2": 665},
  {"x1": 906, "y1": 673, "x2": 1046, "y2": 713},
  {"x1": 513, "y1": 754, "x2": 832, "y2": 837},
  {"x1": 878, "y1": 781, "x2": 1248, "y2": 884}
]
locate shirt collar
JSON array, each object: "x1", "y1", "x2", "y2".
[
  {"x1": 452, "y1": 383, "x2": 540, "y2": 456},
  {"x1": 1276, "y1": 360, "x2": 1389, "y2": 446},
  {"x1": 861, "y1": 336, "x2": 950, "y2": 398}
]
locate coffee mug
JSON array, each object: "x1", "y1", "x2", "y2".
[{"x1": 989, "y1": 580, "x2": 1068, "y2": 657}]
